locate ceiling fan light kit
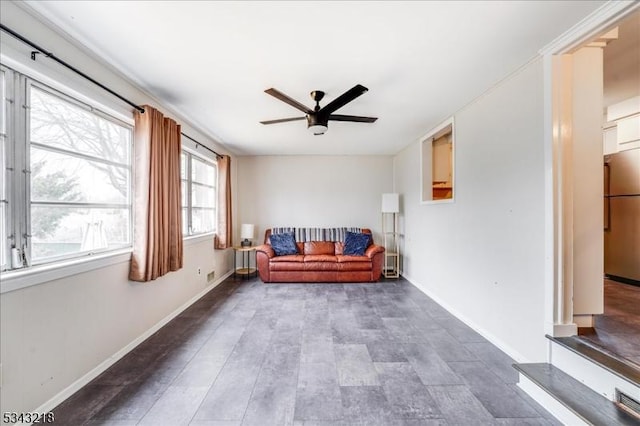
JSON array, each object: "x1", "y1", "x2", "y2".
[{"x1": 260, "y1": 84, "x2": 378, "y2": 135}]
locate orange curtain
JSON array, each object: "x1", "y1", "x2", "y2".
[
  {"x1": 129, "y1": 105, "x2": 183, "y2": 282},
  {"x1": 214, "y1": 155, "x2": 232, "y2": 249}
]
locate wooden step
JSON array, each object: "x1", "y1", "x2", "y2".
[
  {"x1": 549, "y1": 335, "x2": 640, "y2": 388},
  {"x1": 514, "y1": 363, "x2": 639, "y2": 425}
]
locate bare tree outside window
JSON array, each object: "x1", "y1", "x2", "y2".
[{"x1": 28, "y1": 86, "x2": 132, "y2": 262}]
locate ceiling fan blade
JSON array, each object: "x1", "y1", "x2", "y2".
[
  {"x1": 329, "y1": 114, "x2": 378, "y2": 123},
  {"x1": 319, "y1": 84, "x2": 369, "y2": 115},
  {"x1": 260, "y1": 117, "x2": 306, "y2": 125},
  {"x1": 264, "y1": 88, "x2": 312, "y2": 114}
]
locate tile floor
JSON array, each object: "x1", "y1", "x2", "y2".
[{"x1": 52, "y1": 277, "x2": 560, "y2": 425}]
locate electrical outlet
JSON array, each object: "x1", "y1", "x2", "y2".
[
  {"x1": 197, "y1": 267, "x2": 201, "y2": 276},
  {"x1": 207, "y1": 270, "x2": 215, "y2": 283}
]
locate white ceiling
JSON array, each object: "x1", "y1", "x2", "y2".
[{"x1": 23, "y1": 1, "x2": 606, "y2": 156}]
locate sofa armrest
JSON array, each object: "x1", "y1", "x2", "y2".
[
  {"x1": 255, "y1": 244, "x2": 275, "y2": 258},
  {"x1": 255, "y1": 244, "x2": 274, "y2": 282},
  {"x1": 365, "y1": 244, "x2": 385, "y2": 259}
]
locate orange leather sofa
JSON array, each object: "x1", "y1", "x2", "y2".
[{"x1": 255, "y1": 228, "x2": 385, "y2": 283}]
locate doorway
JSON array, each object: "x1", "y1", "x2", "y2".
[{"x1": 573, "y1": 10, "x2": 640, "y2": 367}]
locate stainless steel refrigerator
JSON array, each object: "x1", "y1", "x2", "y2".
[{"x1": 604, "y1": 148, "x2": 640, "y2": 284}]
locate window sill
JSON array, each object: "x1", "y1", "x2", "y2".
[
  {"x1": 0, "y1": 249, "x2": 132, "y2": 294},
  {"x1": 0, "y1": 234, "x2": 217, "y2": 294},
  {"x1": 184, "y1": 232, "x2": 215, "y2": 247}
]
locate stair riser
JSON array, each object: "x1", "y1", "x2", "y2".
[
  {"x1": 517, "y1": 373, "x2": 589, "y2": 425},
  {"x1": 551, "y1": 341, "x2": 640, "y2": 401}
]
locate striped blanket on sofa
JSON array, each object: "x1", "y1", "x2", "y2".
[{"x1": 271, "y1": 227, "x2": 364, "y2": 242}]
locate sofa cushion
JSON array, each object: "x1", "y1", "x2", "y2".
[
  {"x1": 304, "y1": 262, "x2": 339, "y2": 271},
  {"x1": 336, "y1": 255, "x2": 371, "y2": 263},
  {"x1": 304, "y1": 241, "x2": 335, "y2": 255},
  {"x1": 270, "y1": 261, "x2": 306, "y2": 271},
  {"x1": 343, "y1": 231, "x2": 372, "y2": 256},
  {"x1": 334, "y1": 242, "x2": 344, "y2": 255},
  {"x1": 337, "y1": 262, "x2": 373, "y2": 271},
  {"x1": 269, "y1": 232, "x2": 298, "y2": 256},
  {"x1": 304, "y1": 254, "x2": 338, "y2": 262},
  {"x1": 271, "y1": 254, "x2": 304, "y2": 263}
]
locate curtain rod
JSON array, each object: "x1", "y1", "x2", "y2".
[
  {"x1": 0, "y1": 23, "x2": 145, "y2": 113},
  {"x1": 1, "y1": 24, "x2": 225, "y2": 159},
  {"x1": 181, "y1": 132, "x2": 223, "y2": 159}
]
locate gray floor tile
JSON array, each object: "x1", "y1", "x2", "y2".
[
  {"x1": 295, "y1": 362, "x2": 343, "y2": 421},
  {"x1": 92, "y1": 381, "x2": 168, "y2": 421},
  {"x1": 427, "y1": 385, "x2": 495, "y2": 425},
  {"x1": 424, "y1": 329, "x2": 478, "y2": 362},
  {"x1": 334, "y1": 344, "x2": 380, "y2": 386},
  {"x1": 366, "y1": 341, "x2": 408, "y2": 362},
  {"x1": 448, "y1": 361, "x2": 540, "y2": 418},
  {"x1": 355, "y1": 310, "x2": 386, "y2": 329},
  {"x1": 241, "y1": 344, "x2": 299, "y2": 426},
  {"x1": 138, "y1": 385, "x2": 209, "y2": 426},
  {"x1": 85, "y1": 420, "x2": 140, "y2": 426},
  {"x1": 171, "y1": 356, "x2": 227, "y2": 387},
  {"x1": 464, "y1": 341, "x2": 520, "y2": 384},
  {"x1": 192, "y1": 358, "x2": 263, "y2": 421},
  {"x1": 301, "y1": 332, "x2": 335, "y2": 363},
  {"x1": 403, "y1": 343, "x2": 464, "y2": 385},
  {"x1": 374, "y1": 362, "x2": 443, "y2": 419},
  {"x1": 509, "y1": 384, "x2": 564, "y2": 426},
  {"x1": 340, "y1": 386, "x2": 395, "y2": 424},
  {"x1": 383, "y1": 317, "x2": 429, "y2": 342}
]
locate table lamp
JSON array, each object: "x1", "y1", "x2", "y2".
[{"x1": 240, "y1": 224, "x2": 255, "y2": 247}]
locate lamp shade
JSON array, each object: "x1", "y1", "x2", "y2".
[
  {"x1": 381, "y1": 193, "x2": 399, "y2": 213},
  {"x1": 240, "y1": 224, "x2": 255, "y2": 240}
]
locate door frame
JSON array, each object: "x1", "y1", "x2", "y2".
[{"x1": 542, "y1": 1, "x2": 640, "y2": 338}]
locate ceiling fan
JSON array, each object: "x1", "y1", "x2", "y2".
[{"x1": 260, "y1": 84, "x2": 377, "y2": 135}]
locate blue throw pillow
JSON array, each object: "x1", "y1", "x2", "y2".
[
  {"x1": 269, "y1": 232, "x2": 298, "y2": 256},
  {"x1": 343, "y1": 231, "x2": 371, "y2": 256}
]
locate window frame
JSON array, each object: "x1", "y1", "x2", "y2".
[
  {"x1": 0, "y1": 66, "x2": 10, "y2": 272},
  {"x1": 1, "y1": 65, "x2": 134, "y2": 273},
  {"x1": 181, "y1": 145, "x2": 217, "y2": 239}
]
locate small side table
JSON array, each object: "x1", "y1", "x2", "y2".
[{"x1": 233, "y1": 246, "x2": 257, "y2": 279}]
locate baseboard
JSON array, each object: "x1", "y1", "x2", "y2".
[
  {"x1": 402, "y1": 273, "x2": 529, "y2": 363},
  {"x1": 28, "y1": 269, "x2": 234, "y2": 418},
  {"x1": 607, "y1": 274, "x2": 640, "y2": 287}
]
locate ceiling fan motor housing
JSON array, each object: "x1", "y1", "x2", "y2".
[
  {"x1": 306, "y1": 113, "x2": 328, "y2": 135},
  {"x1": 306, "y1": 114, "x2": 328, "y2": 127}
]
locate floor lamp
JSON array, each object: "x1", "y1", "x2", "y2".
[{"x1": 382, "y1": 193, "x2": 400, "y2": 278}]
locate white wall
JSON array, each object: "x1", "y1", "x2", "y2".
[
  {"x1": 394, "y1": 58, "x2": 547, "y2": 362},
  {"x1": 237, "y1": 155, "x2": 393, "y2": 244},
  {"x1": 0, "y1": 2, "x2": 235, "y2": 414}
]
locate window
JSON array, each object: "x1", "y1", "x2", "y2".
[
  {"x1": 1, "y1": 66, "x2": 133, "y2": 271},
  {"x1": 181, "y1": 148, "x2": 216, "y2": 237}
]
